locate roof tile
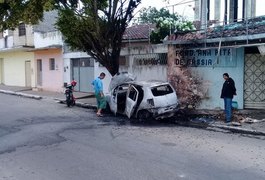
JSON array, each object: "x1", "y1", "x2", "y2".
[
  {"x1": 123, "y1": 24, "x2": 156, "y2": 40},
  {"x1": 170, "y1": 16, "x2": 265, "y2": 42}
]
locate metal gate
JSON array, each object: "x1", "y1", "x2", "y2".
[
  {"x1": 72, "y1": 58, "x2": 94, "y2": 92},
  {"x1": 244, "y1": 54, "x2": 265, "y2": 109}
]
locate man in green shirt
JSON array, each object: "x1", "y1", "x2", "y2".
[{"x1": 92, "y1": 72, "x2": 106, "y2": 117}]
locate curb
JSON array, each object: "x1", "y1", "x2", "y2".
[
  {"x1": 175, "y1": 120, "x2": 265, "y2": 136},
  {"x1": 209, "y1": 124, "x2": 265, "y2": 136},
  {"x1": 0, "y1": 89, "x2": 42, "y2": 100},
  {"x1": 55, "y1": 98, "x2": 97, "y2": 110}
]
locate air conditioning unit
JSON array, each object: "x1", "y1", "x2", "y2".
[{"x1": 258, "y1": 45, "x2": 265, "y2": 56}]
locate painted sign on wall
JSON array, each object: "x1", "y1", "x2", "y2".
[{"x1": 175, "y1": 48, "x2": 236, "y2": 67}]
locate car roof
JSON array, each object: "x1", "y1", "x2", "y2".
[{"x1": 126, "y1": 80, "x2": 171, "y2": 87}]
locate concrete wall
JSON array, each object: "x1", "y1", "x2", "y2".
[
  {"x1": 13, "y1": 25, "x2": 34, "y2": 47},
  {"x1": 0, "y1": 36, "x2": 14, "y2": 49},
  {"x1": 35, "y1": 49, "x2": 63, "y2": 92},
  {"x1": 0, "y1": 51, "x2": 34, "y2": 87},
  {"x1": 101, "y1": 44, "x2": 168, "y2": 93},
  {"x1": 120, "y1": 44, "x2": 168, "y2": 80},
  {"x1": 34, "y1": 31, "x2": 63, "y2": 48},
  {"x1": 168, "y1": 45, "x2": 244, "y2": 109}
]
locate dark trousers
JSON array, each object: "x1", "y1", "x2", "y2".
[{"x1": 224, "y1": 98, "x2": 232, "y2": 123}]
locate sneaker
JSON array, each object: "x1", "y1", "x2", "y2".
[{"x1": 226, "y1": 121, "x2": 232, "y2": 126}]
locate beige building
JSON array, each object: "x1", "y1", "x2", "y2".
[{"x1": 0, "y1": 24, "x2": 35, "y2": 87}]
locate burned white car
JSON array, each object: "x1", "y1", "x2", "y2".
[{"x1": 106, "y1": 72, "x2": 178, "y2": 121}]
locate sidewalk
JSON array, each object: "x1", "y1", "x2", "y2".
[
  {"x1": 0, "y1": 84, "x2": 97, "y2": 109},
  {"x1": 1, "y1": 84, "x2": 265, "y2": 136}
]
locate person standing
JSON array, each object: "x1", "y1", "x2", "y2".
[
  {"x1": 220, "y1": 73, "x2": 237, "y2": 124},
  {"x1": 92, "y1": 72, "x2": 106, "y2": 117}
]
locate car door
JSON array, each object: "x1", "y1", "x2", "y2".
[
  {"x1": 125, "y1": 85, "x2": 139, "y2": 118},
  {"x1": 110, "y1": 87, "x2": 118, "y2": 115}
]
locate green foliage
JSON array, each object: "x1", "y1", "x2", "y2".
[
  {"x1": 0, "y1": 0, "x2": 141, "y2": 76},
  {"x1": 139, "y1": 7, "x2": 179, "y2": 24},
  {"x1": 0, "y1": 0, "x2": 52, "y2": 30},
  {"x1": 139, "y1": 7, "x2": 195, "y2": 44},
  {"x1": 56, "y1": 0, "x2": 141, "y2": 75}
]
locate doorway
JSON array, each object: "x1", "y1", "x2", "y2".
[
  {"x1": 71, "y1": 58, "x2": 94, "y2": 92},
  {"x1": 37, "y1": 59, "x2": 42, "y2": 86},
  {"x1": 244, "y1": 54, "x2": 265, "y2": 109},
  {"x1": 0, "y1": 58, "x2": 3, "y2": 84},
  {"x1": 25, "y1": 61, "x2": 32, "y2": 87}
]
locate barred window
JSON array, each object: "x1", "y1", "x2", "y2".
[
  {"x1": 18, "y1": 23, "x2": 26, "y2": 36},
  {"x1": 49, "y1": 58, "x2": 55, "y2": 70}
]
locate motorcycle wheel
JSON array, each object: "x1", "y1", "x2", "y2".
[{"x1": 66, "y1": 95, "x2": 71, "y2": 107}]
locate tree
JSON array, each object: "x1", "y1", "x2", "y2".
[
  {"x1": 139, "y1": 7, "x2": 178, "y2": 24},
  {"x1": 0, "y1": 0, "x2": 141, "y2": 76},
  {"x1": 56, "y1": 0, "x2": 141, "y2": 76},
  {"x1": 138, "y1": 7, "x2": 195, "y2": 44},
  {"x1": 0, "y1": 0, "x2": 52, "y2": 30}
]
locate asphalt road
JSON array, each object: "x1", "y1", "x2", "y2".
[{"x1": 0, "y1": 93, "x2": 265, "y2": 180}]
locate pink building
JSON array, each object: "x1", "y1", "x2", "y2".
[
  {"x1": 34, "y1": 48, "x2": 63, "y2": 92},
  {"x1": 33, "y1": 11, "x2": 64, "y2": 92}
]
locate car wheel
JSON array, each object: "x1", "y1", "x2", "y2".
[
  {"x1": 104, "y1": 103, "x2": 111, "y2": 113},
  {"x1": 137, "y1": 110, "x2": 151, "y2": 121}
]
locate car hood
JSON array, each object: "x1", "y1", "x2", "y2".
[{"x1": 109, "y1": 72, "x2": 136, "y2": 91}]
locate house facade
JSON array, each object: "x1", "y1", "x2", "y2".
[
  {"x1": 33, "y1": 11, "x2": 64, "y2": 92},
  {"x1": 0, "y1": 24, "x2": 35, "y2": 87},
  {"x1": 165, "y1": 0, "x2": 265, "y2": 109}
]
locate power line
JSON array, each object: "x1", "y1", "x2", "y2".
[{"x1": 164, "y1": 0, "x2": 198, "y2": 8}]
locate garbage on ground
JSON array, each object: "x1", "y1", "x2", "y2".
[
  {"x1": 242, "y1": 117, "x2": 264, "y2": 124},
  {"x1": 231, "y1": 122, "x2": 241, "y2": 126},
  {"x1": 190, "y1": 117, "x2": 215, "y2": 124}
]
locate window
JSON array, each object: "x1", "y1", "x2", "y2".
[
  {"x1": 151, "y1": 84, "x2": 174, "y2": 96},
  {"x1": 49, "y1": 58, "x2": 55, "y2": 70},
  {"x1": 18, "y1": 23, "x2": 26, "y2": 36},
  {"x1": 128, "y1": 86, "x2": 138, "y2": 101}
]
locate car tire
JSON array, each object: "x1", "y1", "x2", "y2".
[
  {"x1": 137, "y1": 110, "x2": 151, "y2": 122},
  {"x1": 104, "y1": 103, "x2": 111, "y2": 113}
]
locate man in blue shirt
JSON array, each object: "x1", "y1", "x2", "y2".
[{"x1": 92, "y1": 72, "x2": 106, "y2": 117}]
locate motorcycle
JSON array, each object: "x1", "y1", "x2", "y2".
[{"x1": 65, "y1": 80, "x2": 77, "y2": 107}]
